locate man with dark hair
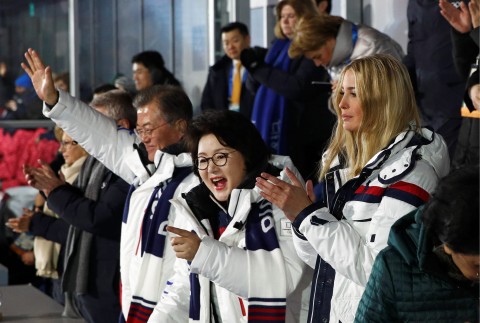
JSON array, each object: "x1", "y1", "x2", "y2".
[
  {"x1": 200, "y1": 21, "x2": 266, "y2": 118},
  {"x1": 22, "y1": 49, "x2": 199, "y2": 323},
  {"x1": 131, "y1": 50, "x2": 180, "y2": 91}
]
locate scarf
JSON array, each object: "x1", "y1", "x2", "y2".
[
  {"x1": 186, "y1": 163, "x2": 287, "y2": 322},
  {"x1": 245, "y1": 200, "x2": 287, "y2": 322},
  {"x1": 61, "y1": 156, "x2": 108, "y2": 294},
  {"x1": 126, "y1": 166, "x2": 192, "y2": 323},
  {"x1": 34, "y1": 155, "x2": 87, "y2": 278},
  {"x1": 251, "y1": 39, "x2": 291, "y2": 155}
]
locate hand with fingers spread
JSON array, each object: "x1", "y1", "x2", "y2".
[
  {"x1": 6, "y1": 208, "x2": 34, "y2": 233},
  {"x1": 439, "y1": 0, "x2": 472, "y2": 33},
  {"x1": 256, "y1": 167, "x2": 314, "y2": 222},
  {"x1": 21, "y1": 48, "x2": 58, "y2": 105},
  {"x1": 167, "y1": 226, "x2": 201, "y2": 262},
  {"x1": 23, "y1": 160, "x2": 66, "y2": 196}
]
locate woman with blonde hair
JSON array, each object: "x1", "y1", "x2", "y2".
[{"x1": 255, "y1": 54, "x2": 450, "y2": 322}]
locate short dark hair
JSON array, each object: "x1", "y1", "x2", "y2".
[
  {"x1": 133, "y1": 84, "x2": 192, "y2": 126},
  {"x1": 422, "y1": 166, "x2": 479, "y2": 255},
  {"x1": 131, "y1": 50, "x2": 165, "y2": 71},
  {"x1": 220, "y1": 22, "x2": 249, "y2": 37},
  {"x1": 91, "y1": 89, "x2": 137, "y2": 129},
  {"x1": 93, "y1": 83, "x2": 117, "y2": 95},
  {"x1": 186, "y1": 110, "x2": 271, "y2": 177}
]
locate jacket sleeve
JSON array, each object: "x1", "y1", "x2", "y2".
[
  {"x1": 29, "y1": 212, "x2": 69, "y2": 245},
  {"x1": 46, "y1": 174, "x2": 129, "y2": 240},
  {"x1": 42, "y1": 90, "x2": 139, "y2": 184},
  {"x1": 354, "y1": 250, "x2": 397, "y2": 322},
  {"x1": 200, "y1": 68, "x2": 216, "y2": 111},
  {"x1": 150, "y1": 257, "x2": 191, "y2": 322},
  {"x1": 249, "y1": 56, "x2": 324, "y2": 101},
  {"x1": 190, "y1": 209, "x2": 305, "y2": 299},
  {"x1": 292, "y1": 160, "x2": 440, "y2": 287},
  {"x1": 152, "y1": 210, "x2": 197, "y2": 322}
]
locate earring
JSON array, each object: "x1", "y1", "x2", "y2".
[{"x1": 477, "y1": 272, "x2": 479, "y2": 278}]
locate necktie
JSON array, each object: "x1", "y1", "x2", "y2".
[{"x1": 231, "y1": 62, "x2": 241, "y2": 106}]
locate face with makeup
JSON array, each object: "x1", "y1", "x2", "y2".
[
  {"x1": 196, "y1": 133, "x2": 247, "y2": 202},
  {"x1": 338, "y1": 69, "x2": 363, "y2": 132}
]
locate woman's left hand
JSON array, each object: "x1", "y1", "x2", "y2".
[
  {"x1": 167, "y1": 226, "x2": 201, "y2": 261},
  {"x1": 256, "y1": 167, "x2": 314, "y2": 222}
]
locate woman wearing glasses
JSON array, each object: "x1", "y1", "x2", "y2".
[
  {"x1": 155, "y1": 110, "x2": 310, "y2": 322},
  {"x1": 8, "y1": 129, "x2": 88, "y2": 308}
]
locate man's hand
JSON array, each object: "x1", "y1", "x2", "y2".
[
  {"x1": 167, "y1": 226, "x2": 201, "y2": 262},
  {"x1": 21, "y1": 251, "x2": 35, "y2": 266},
  {"x1": 255, "y1": 167, "x2": 314, "y2": 222},
  {"x1": 21, "y1": 48, "x2": 58, "y2": 106},
  {"x1": 6, "y1": 208, "x2": 34, "y2": 233},
  {"x1": 439, "y1": 0, "x2": 472, "y2": 33},
  {"x1": 23, "y1": 160, "x2": 66, "y2": 196}
]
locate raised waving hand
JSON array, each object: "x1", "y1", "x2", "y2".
[{"x1": 21, "y1": 48, "x2": 58, "y2": 105}]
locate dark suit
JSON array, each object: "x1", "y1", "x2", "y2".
[
  {"x1": 46, "y1": 169, "x2": 129, "y2": 323},
  {"x1": 201, "y1": 47, "x2": 266, "y2": 119}
]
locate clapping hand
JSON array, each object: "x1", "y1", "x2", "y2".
[
  {"x1": 6, "y1": 208, "x2": 34, "y2": 233},
  {"x1": 23, "y1": 160, "x2": 66, "y2": 197},
  {"x1": 255, "y1": 167, "x2": 314, "y2": 222}
]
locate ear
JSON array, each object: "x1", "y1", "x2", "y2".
[
  {"x1": 116, "y1": 118, "x2": 131, "y2": 129},
  {"x1": 246, "y1": 35, "x2": 251, "y2": 47},
  {"x1": 318, "y1": 0, "x2": 328, "y2": 14},
  {"x1": 174, "y1": 119, "x2": 188, "y2": 135},
  {"x1": 443, "y1": 244, "x2": 453, "y2": 255}
]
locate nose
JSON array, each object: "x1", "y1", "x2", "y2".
[
  {"x1": 339, "y1": 95, "x2": 348, "y2": 110},
  {"x1": 313, "y1": 59, "x2": 323, "y2": 67},
  {"x1": 206, "y1": 159, "x2": 218, "y2": 173}
]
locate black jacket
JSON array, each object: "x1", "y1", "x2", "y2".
[
  {"x1": 247, "y1": 49, "x2": 334, "y2": 180},
  {"x1": 45, "y1": 170, "x2": 129, "y2": 294},
  {"x1": 200, "y1": 47, "x2": 267, "y2": 119}
]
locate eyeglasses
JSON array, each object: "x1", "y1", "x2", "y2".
[
  {"x1": 134, "y1": 122, "x2": 169, "y2": 138},
  {"x1": 195, "y1": 152, "x2": 235, "y2": 170},
  {"x1": 60, "y1": 140, "x2": 78, "y2": 149}
]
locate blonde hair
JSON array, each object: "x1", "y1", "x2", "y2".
[
  {"x1": 319, "y1": 54, "x2": 421, "y2": 180},
  {"x1": 53, "y1": 126, "x2": 64, "y2": 142},
  {"x1": 289, "y1": 14, "x2": 343, "y2": 58},
  {"x1": 274, "y1": 0, "x2": 318, "y2": 39}
]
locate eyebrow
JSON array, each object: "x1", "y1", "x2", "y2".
[{"x1": 136, "y1": 122, "x2": 152, "y2": 127}]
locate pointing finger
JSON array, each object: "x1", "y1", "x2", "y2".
[{"x1": 166, "y1": 226, "x2": 192, "y2": 237}]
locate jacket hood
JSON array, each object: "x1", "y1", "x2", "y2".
[{"x1": 387, "y1": 207, "x2": 425, "y2": 267}]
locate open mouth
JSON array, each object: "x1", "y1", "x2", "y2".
[{"x1": 211, "y1": 177, "x2": 227, "y2": 190}]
